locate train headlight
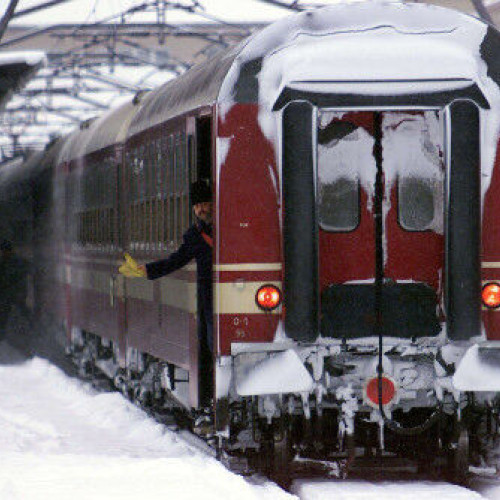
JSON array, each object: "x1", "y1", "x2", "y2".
[
  {"x1": 256, "y1": 285, "x2": 282, "y2": 311},
  {"x1": 482, "y1": 282, "x2": 500, "y2": 309}
]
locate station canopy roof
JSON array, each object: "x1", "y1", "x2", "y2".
[{"x1": 0, "y1": 51, "x2": 44, "y2": 110}]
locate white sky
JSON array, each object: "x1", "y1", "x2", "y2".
[{"x1": 10, "y1": 0, "x2": 322, "y2": 25}]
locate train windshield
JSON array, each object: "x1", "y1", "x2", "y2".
[
  {"x1": 317, "y1": 110, "x2": 444, "y2": 234},
  {"x1": 317, "y1": 115, "x2": 363, "y2": 232}
]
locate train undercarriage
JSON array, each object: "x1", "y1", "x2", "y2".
[{"x1": 66, "y1": 327, "x2": 500, "y2": 486}]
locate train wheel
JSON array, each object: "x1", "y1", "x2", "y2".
[
  {"x1": 449, "y1": 425, "x2": 469, "y2": 484},
  {"x1": 270, "y1": 421, "x2": 294, "y2": 489}
]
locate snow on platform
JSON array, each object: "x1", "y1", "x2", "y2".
[
  {"x1": 0, "y1": 342, "x2": 290, "y2": 500},
  {"x1": 1, "y1": 339, "x2": 499, "y2": 499}
]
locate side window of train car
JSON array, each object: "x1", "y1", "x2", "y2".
[
  {"x1": 144, "y1": 142, "x2": 152, "y2": 250},
  {"x1": 97, "y1": 162, "x2": 104, "y2": 248},
  {"x1": 131, "y1": 148, "x2": 140, "y2": 247},
  {"x1": 154, "y1": 138, "x2": 163, "y2": 249},
  {"x1": 125, "y1": 150, "x2": 132, "y2": 246},
  {"x1": 161, "y1": 137, "x2": 169, "y2": 249},
  {"x1": 91, "y1": 161, "x2": 102, "y2": 249},
  {"x1": 172, "y1": 133, "x2": 179, "y2": 246},
  {"x1": 151, "y1": 139, "x2": 159, "y2": 250},
  {"x1": 168, "y1": 135, "x2": 175, "y2": 245},
  {"x1": 149, "y1": 140, "x2": 155, "y2": 250},
  {"x1": 89, "y1": 163, "x2": 96, "y2": 246},
  {"x1": 175, "y1": 133, "x2": 186, "y2": 244},
  {"x1": 83, "y1": 165, "x2": 93, "y2": 245},
  {"x1": 187, "y1": 134, "x2": 195, "y2": 227},
  {"x1": 140, "y1": 145, "x2": 148, "y2": 248},
  {"x1": 80, "y1": 168, "x2": 88, "y2": 246},
  {"x1": 102, "y1": 158, "x2": 116, "y2": 251},
  {"x1": 317, "y1": 111, "x2": 360, "y2": 232},
  {"x1": 129, "y1": 147, "x2": 141, "y2": 248},
  {"x1": 188, "y1": 135, "x2": 196, "y2": 185},
  {"x1": 180, "y1": 133, "x2": 188, "y2": 235},
  {"x1": 139, "y1": 146, "x2": 144, "y2": 247},
  {"x1": 68, "y1": 168, "x2": 79, "y2": 247}
]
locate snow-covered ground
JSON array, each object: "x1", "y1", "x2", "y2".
[
  {"x1": 0, "y1": 342, "x2": 290, "y2": 500},
  {"x1": 0, "y1": 339, "x2": 500, "y2": 500}
]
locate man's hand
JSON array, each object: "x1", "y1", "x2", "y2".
[{"x1": 118, "y1": 253, "x2": 147, "y2": 278}]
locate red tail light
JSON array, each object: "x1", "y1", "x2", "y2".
[
  {"x1": 482, "y1": 283, "x2": 500, "y2": 309},
  {"x1": 365, "y1": 375, "x2": 396, "y2": 407},
  {"x1": 256, "y1": 285, "x2": 282, "y2": 311}
]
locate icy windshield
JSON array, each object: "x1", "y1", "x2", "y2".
[
  {"x1": 317, "y1": 110, "x2": 444, "y2": 234},
  {"x1": 383, "y1": 111, "x2": 445, "y2": 233},
  {"x1": 317, "y1": 111, "x2": 374, "y2": 232}
]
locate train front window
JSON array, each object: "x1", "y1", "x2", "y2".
[
  {"x1": 318, "y1": 177, "x2": 358, "y2": 231},
  {"x1": 384, "y1": 111, "x2": 445, "y2": 233},
  {"x1": 398, "y1": 176, "x2": 438, "y2": 231},
  {"x1": 317, "y1": 110, "x2": 367, "y2": 232}
]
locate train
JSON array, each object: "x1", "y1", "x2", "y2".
[{"x1": 3, "y1": 0, "x2": 500, "y2": 483}]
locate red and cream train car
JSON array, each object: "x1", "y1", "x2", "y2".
[{"x1": 8, "y1": 1, "x2": 500, "y2": 477}]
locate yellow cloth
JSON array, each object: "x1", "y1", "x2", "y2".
[{"x1": 118, "y1": 253, "x2": 146, "y2": 278}]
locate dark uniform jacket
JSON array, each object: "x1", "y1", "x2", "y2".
[
  {"x1": 145, "y1": 220, "x2": 213, "y2": 349},
  {"x1": 145, "y1": 220, "x2": 212, "y2": 283}
]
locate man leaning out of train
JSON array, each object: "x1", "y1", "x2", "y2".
[{"x1": 119, "y1": 180, "x2": 214, "y2": 403}]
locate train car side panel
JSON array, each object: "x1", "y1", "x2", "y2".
[
  {"x1": 216, "y1": 103, "x2": 282, "y2": 355},
  {"x1": 481, "y1": 137, "x2": 500, "y2": 340}
]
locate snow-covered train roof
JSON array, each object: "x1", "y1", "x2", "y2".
[
  {"x1": 221, "y1": 1, "x2": 500, "y2": 110},
  {"x1": 127, "y1": 45, "x2": 241, "y2": 138},
  {"x1": 126, "y1": 1, "x2": 500, "y2": 139},
  {"x1": 57, "y1": 94, "x2": 149, "y2": 164}
]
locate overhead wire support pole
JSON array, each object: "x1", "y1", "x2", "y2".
[
  {"x1": 471, "y1": 0, "x2": 496, "y2": 26},
  {"x1": 255, "y1": 0, "x2": 306, "y2": 11},
  {"x1": 81, "y1": 68, "x2": 152, "y2": 92},
  {"x1": 158, "y1": 0, "x2": 167, "y2": 44},
  {"x1": 0, "y1": 0, "x2": 254, "y2": 152},
  {"x1": 0, "y1": 0, "x2": 20, "y2": 42},
  {"x1": 12, "y1": 0, "x2": 72, "y2": 19}
]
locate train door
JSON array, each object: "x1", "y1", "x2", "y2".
[
  {"x1": 187, "y1": 113, "x2": 213, "y2": 407},
  {"x1": 194, "y1": 116, "x2": 212, "y2": 185},
  {"x1": 317, "y1": 110, "x2": 445, "y2": 340}
]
